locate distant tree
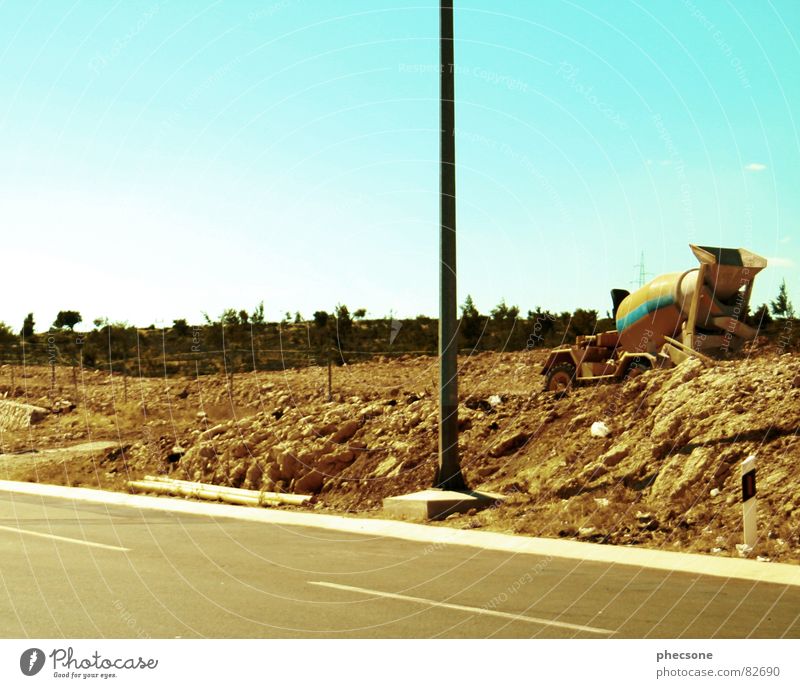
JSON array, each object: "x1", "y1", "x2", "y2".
[
  {"x1": 93, "y1": 317, "x2": 108, "y2": 329},
  {"x1": 334, "y1": 304, "x2": 353, "y2": 346},
  {"x1": 353, "y1": 308, "x2": 367, "y2": 320},
  {"x1": 491, "y1": 298, "x2": 519, "y2": 321},
  {"x1": 527, "y1": 307, "x2": 557, "y2": 322},
  {"x1": 294, "y1": 312, "x2": 303, "y2": 323},
  {"x1": 596, "y1": 314, "x2": 615, "y2": 332},
  {"x1": 567, "y1": 308, "x2": 598, "y2": 337},
  {"x1": 750, "y1": 303, "x2": 773, "y2": 329},
  {"x1": 20, "y1": 313, "x2": 35, "y2": 338},
  {"x1": 526, "y1": 307, "x2": 556, "y2": 345},
  {"x1": 251, "y1": 301, "x2": 265, "y2": 325},
  {"x1": 335, "y1": 303, "x2": 351, "y2": 323},
  {"x1": 220, "y1": 308, "x2": 240, "y2": 326},
  {"x1": 460, "y1": 295, "x2": 483, "y2": 346},
  {"x1": 0, "y1": 321, "x2": 15, "y2": 344},
  {"x1": 491, "y1": 299, "x2": 508, "y2": 320},
  {"x1": 53, "y1": 310, "x2": 82, "y2": 330},
  {"x1": 172, "y1": 318, "x2": 190, "y2": 336},
  {"x1": 489, "y1": 299, "x2": 520, "y2": 348},
  {"x1": 313, "y1": 311, "x2": 329, "y2": 328},
  {"x1": 771, "y1": 279, "x2": 795, "y2": 318},
  {"x1": 238, "y1": 310, "x2": 250, "y2": 325},
  {"x1": 557, "y1": 311, "x2": 573, "y2": 340},
  {"x1": 283, "y1": 311, "x2": 292, "y2": 323},
  {"x1": 461, "y1": 295, "x2": 479, "y2": 320}
]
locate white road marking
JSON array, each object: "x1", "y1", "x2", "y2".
[
  {"x1": 2, "y1": 480, "x2": 799, "y2": 588},
  {"x1": 309, "y1": 581, "x2": 615, "y2": 635},
  {"x1": 0, "y1": 525, "x2": 129, "y2": 552}
]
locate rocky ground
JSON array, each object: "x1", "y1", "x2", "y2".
[{"x1": 1, "y1": 343, "x2": 798, "y2": 562}]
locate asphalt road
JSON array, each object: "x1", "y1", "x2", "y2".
[{"x1": 1, "y1": 491, "x2": 798, "y2": 639}]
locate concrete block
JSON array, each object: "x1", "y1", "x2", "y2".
[{"x1": 383, "y1": 488, "x2": 504, "y2": 521}]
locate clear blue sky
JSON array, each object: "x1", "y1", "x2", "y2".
[{"x1": 1, "y1": 0, "x2": 797, "y2": 330}]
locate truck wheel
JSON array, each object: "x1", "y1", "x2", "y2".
[{"x1": 545, "y1": 363, "x2": 576, "y2": 395}]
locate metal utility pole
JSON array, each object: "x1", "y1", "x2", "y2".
[{"x1": 435, "y1": 0, "x2": 467, "y2": 491}]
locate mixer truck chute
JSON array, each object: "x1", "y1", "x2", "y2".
[{"x1": 541, "y1": 244, "x2": 767, "y2": 393}]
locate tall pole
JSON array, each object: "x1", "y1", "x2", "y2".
[{"x1": 435, "y1": 0, "x2": 467, "y2": 491}]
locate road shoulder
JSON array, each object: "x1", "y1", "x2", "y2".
[{"x1": 1, "y1": 479, "x2": 798, "y2": 587}]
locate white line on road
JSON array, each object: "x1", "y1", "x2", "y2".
[
  {"x1": 4, "y1": 481, "x2": 799, "y2": 588},
  {"x1": 0, "y1": 525, "x2": 129, "y2": 552},
  {"x1": 309, "y1": 581, "x2": 615, "y2": 635}
]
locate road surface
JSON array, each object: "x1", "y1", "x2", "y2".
[{"x1": 1, "y1": 490, "x2": 798, "y2": 638}]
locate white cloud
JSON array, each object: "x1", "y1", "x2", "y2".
[
  {"x1": 779, "y1": 235, "x2": 792, "y2": 244},
  {"x1": 744, "y1": 162, "x2": 767, "y2": 172},
  {"x1": 767, "y1": 256, "x2": 794, "y2": 268}
]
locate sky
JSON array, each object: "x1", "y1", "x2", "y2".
[{"x1": 0, "y1": 0, "x2": 798, "y2": 330}]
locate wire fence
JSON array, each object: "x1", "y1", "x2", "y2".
[
  {"x1": 0, "y1": 312, "x2": 577, "y2": 382},
  {"x1": 0, "y1": 340, "x2": 456, "y2": 406},
  {"x1": 0, "y1": 339, "x2": 451, "y2": 385}
]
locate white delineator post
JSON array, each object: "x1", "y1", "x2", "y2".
[{"x1": 741, "y1": 454, "x2": 757, "y2": 550}]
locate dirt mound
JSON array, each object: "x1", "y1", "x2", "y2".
[
  {"x1": 168, "y1": 351, "x2": 800, "y2": 561},
  {"x1": 3, "y1": 350, "x2": 799, "y2": 562}
]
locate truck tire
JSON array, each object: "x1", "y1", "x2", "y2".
[
  {"x1": 626, "y1": 357, "x2": 652, "y2": 378},
  {"x1": 545, "y1": 362, "x2": 576, "y2": 395}
]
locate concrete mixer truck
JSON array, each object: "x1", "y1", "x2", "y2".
[{"x1": 541, "y1": 244, "x2": 768, "y2": 393}]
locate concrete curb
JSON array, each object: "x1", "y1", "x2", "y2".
[{"x1": 1, "y1": 480, "x2": 798, "y2": 586}]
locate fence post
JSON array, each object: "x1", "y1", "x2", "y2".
[{"x1": 327, "y1": 350, "x2": 332, "y2": 402}]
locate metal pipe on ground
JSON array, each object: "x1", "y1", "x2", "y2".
[
  {"x1": 142, "y1": 475, "x2": 312, "y2": 505},
  {"x1": 142, "y1": 475, "x2": 268, "y2": 497},
  {"x1": 127, "y1": 480, "x2": 260, "y2": 505},
  {"x1": 127, "y1": 477, "x2": 311, "y2": 507}
]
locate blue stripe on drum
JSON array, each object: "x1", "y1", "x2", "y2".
[{"x1": 616, "y1": 294, "x2": 674, "y2": 331}]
